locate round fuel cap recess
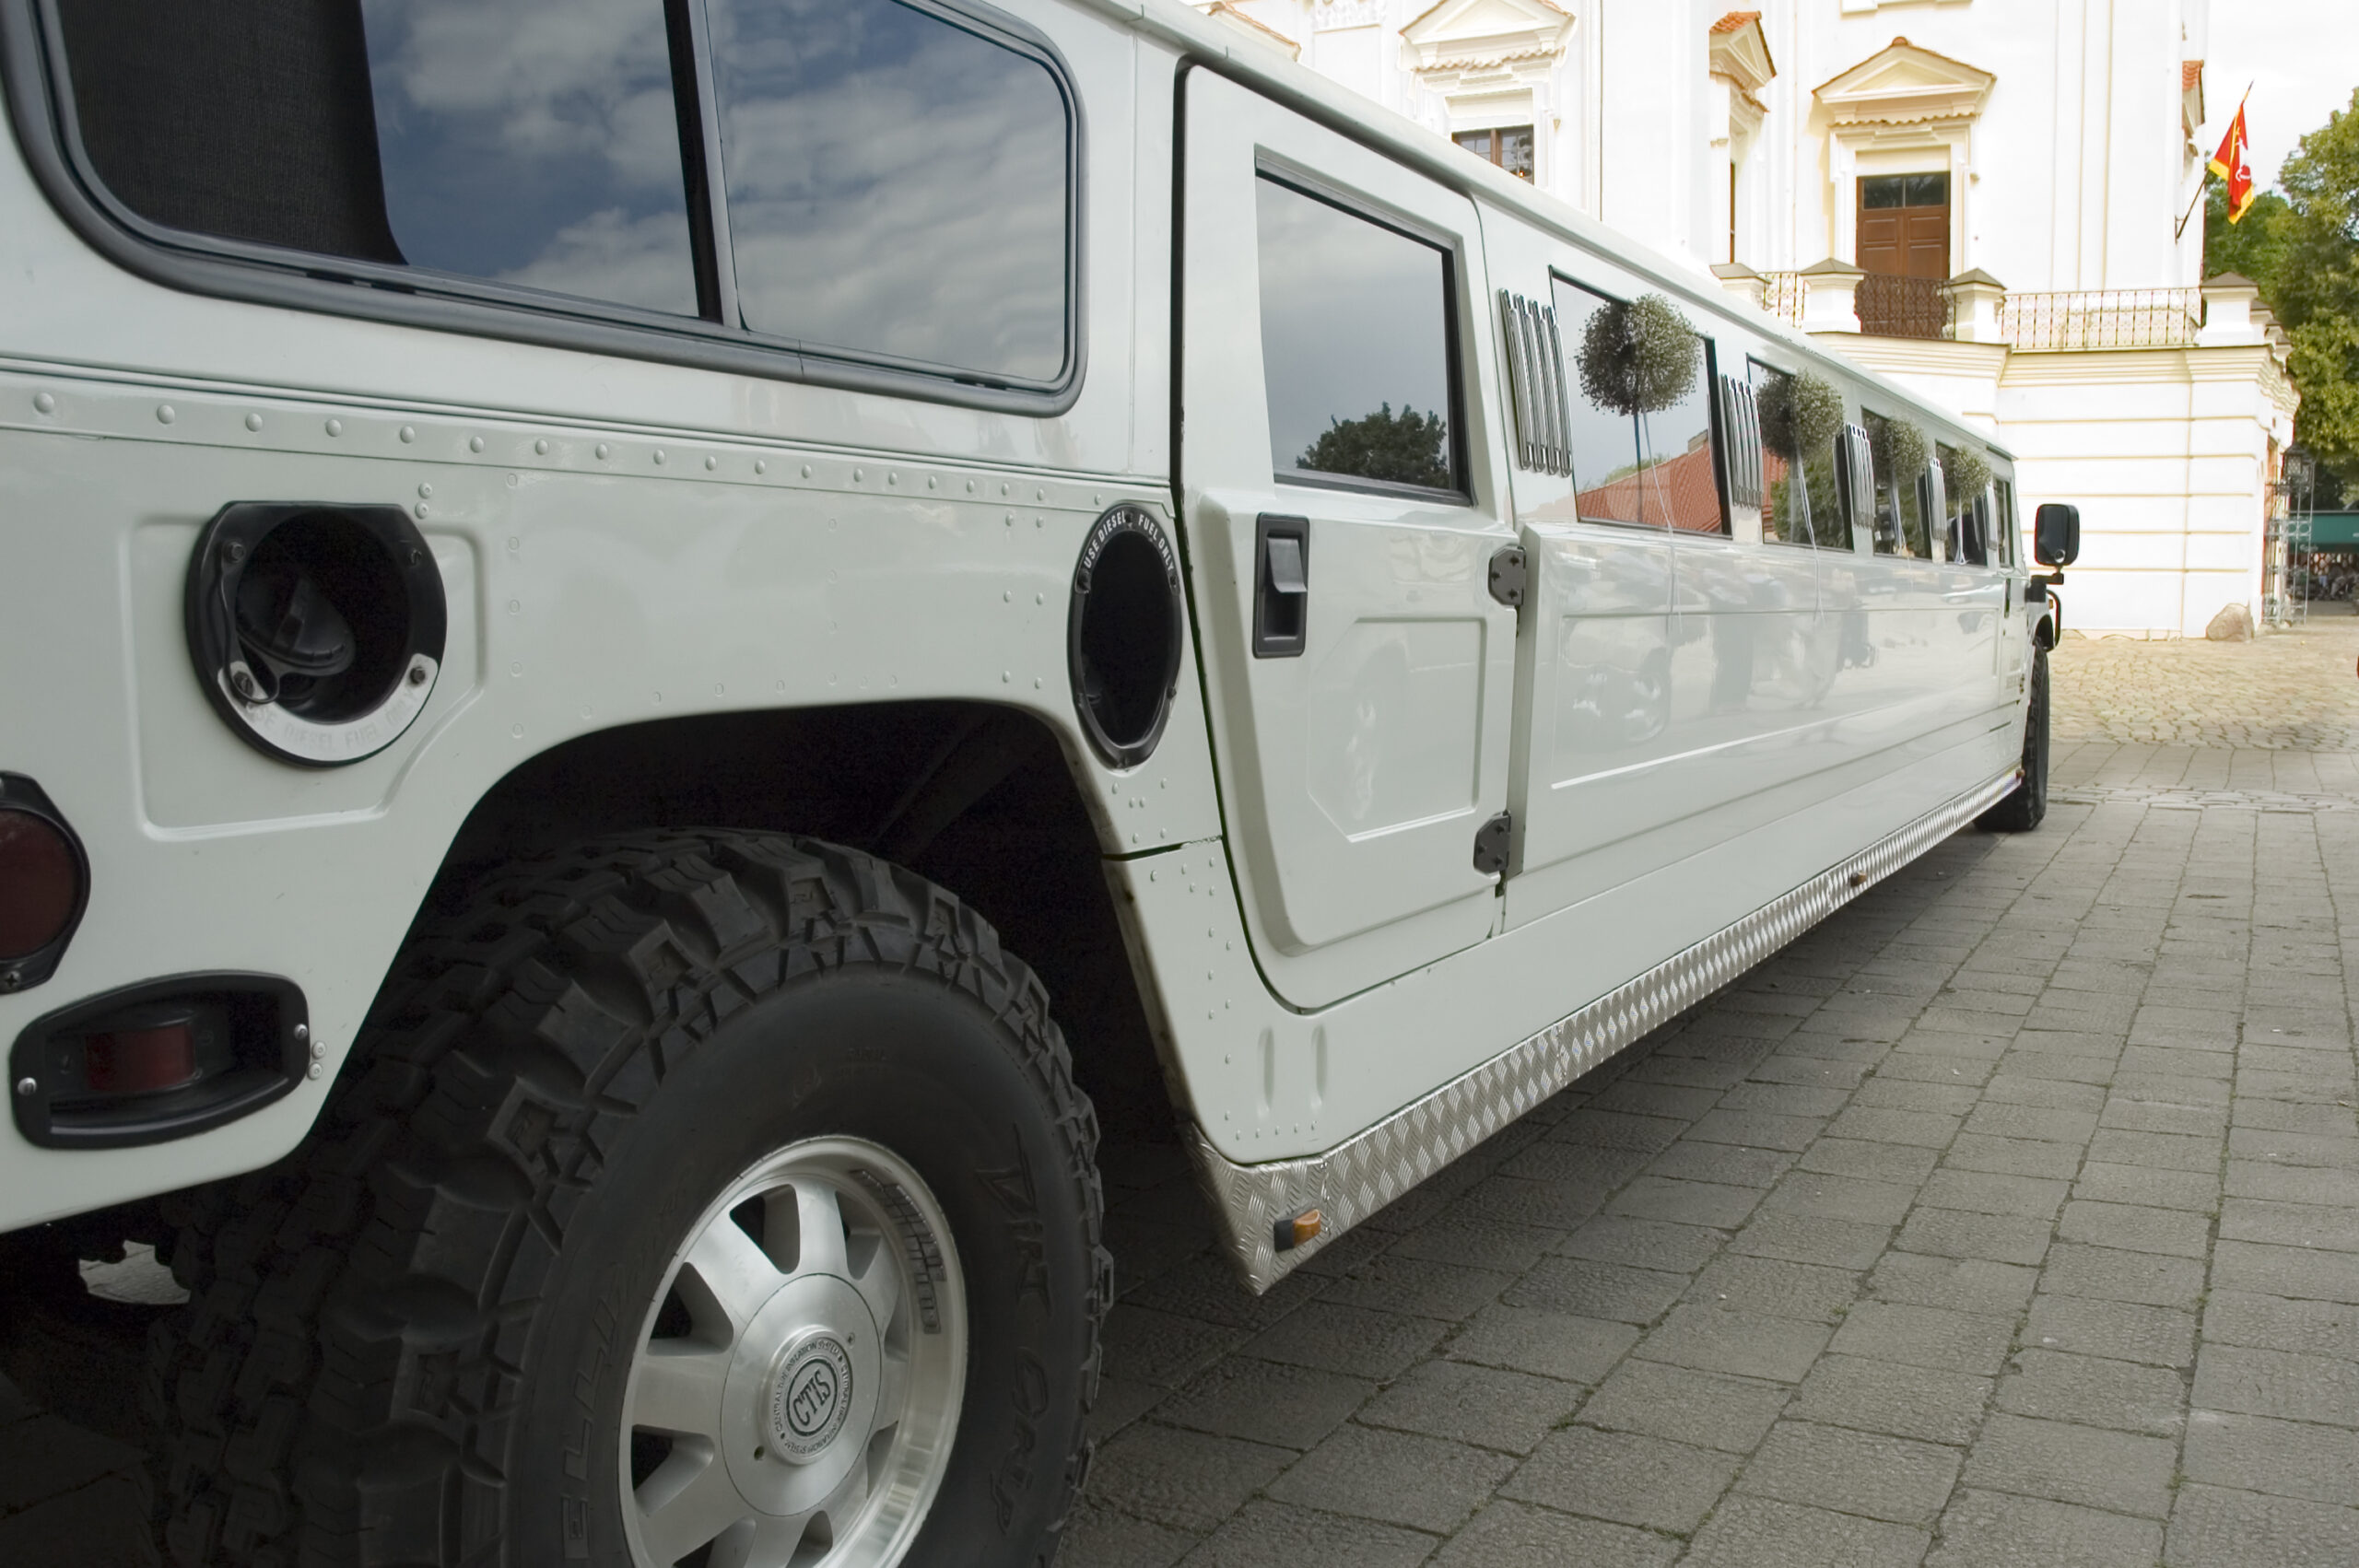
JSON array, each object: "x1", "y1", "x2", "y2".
[
  {"x1": 1067, "y1": 504, "x2": 1184, "y2": 769},
  {"x1": 183, "y1": 502, "x2": 448, "y2": 768}
]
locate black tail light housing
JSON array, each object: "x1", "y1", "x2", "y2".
[
  {"x1": 10, "y1": 975, "x2": 308, "y2": 1149},
  {"x1": 0, "y1": 774, "x2": 89, "y2": 992}
]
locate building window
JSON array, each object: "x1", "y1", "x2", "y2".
[{"x1": 1454, "y1": 126, "x2": 1534, "y2": 181}]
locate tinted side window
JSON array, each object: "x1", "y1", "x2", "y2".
[
  {"x1": 1258, "y1": 178, "x2": 1461, "y2": 493},
  {"x1": 709, "y1": 0, "x2": 1071, "y2": 381},
  {"x1": 1553, "y1": 280, "x2": 1644, "y2": 525},
  {"x1": 1749, "y1": 363, "x2": 1808, "y2": 545},
  {"x1": 1864, "y1": 411, "x2": 1931, "y2": 558},
  {"x1": 57, "y1": 0, "x2": 702, "y2": 316}
]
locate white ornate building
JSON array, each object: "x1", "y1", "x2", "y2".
[{"x1": 1199, "y1": 0, "x2": 2299, "y2": 638}]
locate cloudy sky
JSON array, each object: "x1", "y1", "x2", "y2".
[{"x1": 2200, "y1": 0, "x2": 2356, "y2": 188}]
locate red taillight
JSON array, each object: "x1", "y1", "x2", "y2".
[
  {"x1": 85, "y1": 1023, "x2": 201, "y2": 1094},
  {"x1": 0, "y1": 807, "x2": 80, "y2": 959}
]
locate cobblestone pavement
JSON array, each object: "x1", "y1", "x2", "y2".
[
  {"x1": 1072, "y1": 731, "x2": 2359, "y2": 1564},
  {"x1": 2051, "y1": 605, "x2": 2359, "y2": 751}
]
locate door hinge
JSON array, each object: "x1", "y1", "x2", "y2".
[
  {"x1": 1486, "y1": 544, "x2": 1528, "y2": 608},
  {"x1": 1472, "y1": 811, "x2": 1514, "y2": 876}
]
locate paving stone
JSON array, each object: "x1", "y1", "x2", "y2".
[
  {"x1": 1105, "y1": 1306, "x2": 1250, "y2": 1387},
  {"x1": 1687, "y1": 1254, "x2": 1861, "y2": 1323},
  {"x1": 1605, "y1": 1176, "x2": 1763, "y2": 1230},
  {"x1": 1589, "y1": 1079, "x2": 1725, "y2": 1121},
  {"x1": 1866, "y1": 1252, "x2": 2039, "y2": 1317},
  {"x1": 1982, "y1": 1073, "x2": 2107, "y2": 1110},
  {"x1": 1830, "y1": 1302, "x2": 2014, "y2": 1376},
  {"x1": 1681, "y1": 1495, "x2": 1931, "y2": 1568},
  {"x1": 2021, "y1": 1293, "x2": 2196, "y2": 1368},
  {"x1": 2086, "y1": 1127, "x2": 2224, "y2": 1172},
  {"x1": 1498, "y1": 1426, "x2": 1738, "y2": 1534},
  {"x1": 2040, "y1": 1242, "x2": 2206, "y2": 1309},
  {"x1": 1919, "y1": 1168, "x2": 2070, "y2": 1221},
  {"x1": 1960, "y1": 1411, "x2": 2177, "y2": 1518},
  {"x1": 1446, "y1": 1303, "x2": 1638, "y2": 1383},
  {"x1": 1895, "y1": 1208, "x2": 2054, "y2": 1267},
  {"x1": 1387, "y1": 1217, "x2": 1561, "y2": 1276},
  {"x1": 1153, "y1": 1358, "x2": 1375, "y2": 1451},
  {"x1": 1634, "y1": 1303, "x2": 1833, "y2": 1383},
  {"x1": 1750, "y1": 1055, "x2": 1874, "y2": 1089},
  {"x1": 2231, "y1": 1099, "x2": 2359, "y2": 1137},
  {"x1": 1848, "y1": 1079, "x2": 1987, "y2": 1117},
  {"x1": 1796, "y1": 1138, "x2": 1942, "y2": 1186},
  {"x1": 1926, "y1": 1489, "x2": 2161, "y2": 1568},
  {"x1": 2055, "y1": 1199, "x2": 2212, "y2": 1258},
  {"x1": 2211, "y1": 1237, "x2": 2359, "y2": 1304},
  {"x1": 1319, "y1": 1256, "x2": 1516, "y2": 1323},
  {"x1": 1127, "y1": 1255, "x2": 1328, "y2": 1330},
  {"x1": 2100, "y1": 1096, "x2": 2228, "y2": 1136},
  {"x1": 1556, "y1": 1216, "x2": 1727, "y2": 1274},
  {"x1": 1942, "y1": 1133, "x2": 2086, "y2": 1181},
  {"x1": 1171, "y1": 1500, "x2": 1432, "y2": 1568},
  {"x1": 1500, "y1": 1257, "x2": 1685, "y2": 1324},
  {"x1": 1964, "y1": 1102, "x2": 2098, "y2": 1144},
  {"x1": 2191, "y1": 1343, "x2": 2359, "y2": 1427},
  {"x1": 2229, "y1": 1125, "x2": 2359, "y2": 1168},
  {"x1": 2163, "y1": 1482, "x2": 2359, "y2": 1568},
  {"x1": 1764, "y1": 1171, "x2": 1919, "y2": 1226},
  {"x1": 2218, "y1": 1197, "x2": 2359, "y2": 1255},
  {"x1": 1425, "y1": 1501, "x2": 1677, "y2": 1568},
  {"x1": 1090, "y1": 1376, "x2": 1170, "y2": 1443},
  {"x1": 1264, "y1": 1424, "x2": 1512, "y2": 1534},
  {"x1": 2225, "y1": 1159, "x2": 2359, "y2": 1208},
  {"x1": 1994, "y1": 1349, "x2": 2186, "y2": 1436},
  {"x1": 1646, "y1": 1141, "x2": 1797, "y2": 1188},
  {"x1": 1040, "y1": 1501, "x2": 1195, "y2": 1568},
  {"x1": 1720, "y1": 1082, "x2": 1854, "y2": 1118},
  {"x1": 1825, "y1": 1105, "x2": 1964, "y2": 1148},
  {"x1": 1087, "y1": 1423, "x2": 1296, "y2": 1531},
  {"x1": 1686, "y1": 1108, "x2": 1829, "y2": 1152},
  {"x1": 1790, "y1": 1352, "x2": 1991, "y2": 1445},
  {"x1": 2182, "y1": 1409, "x2": 2359, "y2": 1507},
  {"x1": 1355, "y1": 1358, "x2": 1580, "y2": 1456},
  {"x1": 1737, "y1": 1419, "x2": 1963, "y2": 1526},
  {"x1": 1575, "y1": 1358, "x2": 1790, "y2": 1453},
  {"x1": 1243, "y1": 1302, "x2": 1448, "y2": 1381},
  {"x1": 1552, "y1": 1108, "x2": 1689, "y2": 1152},
  {"x1": 2071, "y1": 1161, "x2": 2221, "y2": 1211},
  {"x1": 1729, "y1": 1210, "x2": 1894, "y2": 1270}
]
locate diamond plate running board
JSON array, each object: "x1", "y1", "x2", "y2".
[{"x1": 1187, "y1": 766, "x2": 2023, "y2": 1293}]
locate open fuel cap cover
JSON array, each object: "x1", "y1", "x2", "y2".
[{"x1": 183, "y1": 502, "x2": 447, "y2": 766}]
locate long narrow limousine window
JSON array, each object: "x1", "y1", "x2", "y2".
[
  {"x1": 1549, "y1": 280, "x2": 1719, "y2": 531},
  {"x1": 1256, "y1": 177, "x2": 1461, "y2": 495},
  {"x1": 1863, "y1": 411, "x2": 1931, "y2": 558},
  {"x1": 45, "y1": 0, "x2": 1075, "y2": 390}
]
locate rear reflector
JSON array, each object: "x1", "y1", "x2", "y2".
[{"x1": 0, "y1": 805, "x2": 82, "y2": 962}]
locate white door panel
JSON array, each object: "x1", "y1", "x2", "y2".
[{"x1": 1181, "y1": 71, "x2": 1516, "y2": 1008}]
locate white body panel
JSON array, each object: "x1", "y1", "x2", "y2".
[{"x1": 0, "y1": 0, "x2": 2042, "y2": 1245}]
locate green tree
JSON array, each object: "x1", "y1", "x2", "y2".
[
  {"x1": 1299, "y1": 403, "x2": 1451, "y2": 488},
  {"x1": 2210, "y1": 90, "x2": 2359, "y2": 496}
]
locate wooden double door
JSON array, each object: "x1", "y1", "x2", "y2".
[{"x1": 1858, "y1": 173, "x2": 1949, "y2": 336}]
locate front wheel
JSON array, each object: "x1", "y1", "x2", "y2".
[
  {"x1": 1978, "y1": 643, "x2": 2049, "y2": 832},
  {"x1": 148, "y1": 833, "x2": 1109, "y2": 1568}
]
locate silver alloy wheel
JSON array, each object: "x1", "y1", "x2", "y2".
[{"x1": 621, "y1": 1137, "x2": 968, "y2": 1567}]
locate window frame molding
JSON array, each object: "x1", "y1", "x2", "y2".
[{"x1": 0, "y1": 0, "x2": 1087, "y2": 415}]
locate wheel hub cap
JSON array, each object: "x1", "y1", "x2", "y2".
[{"x1": 770, "y1": 1332, "x2": 854, "y2": 1459}]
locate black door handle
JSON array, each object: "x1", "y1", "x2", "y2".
[{"x1": 1253, "y1": 514, "x2": 1309, "y2": 658}]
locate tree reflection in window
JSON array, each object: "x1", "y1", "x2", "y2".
[{"x1": 1299, "y1": 404, "x2": 1451, "y2": 490}]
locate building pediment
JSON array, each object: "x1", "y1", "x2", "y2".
[
  {"x1": 1402, "y1": 0, "x2": 1573, "y2": 72},
  {"x1": 1815, "y1": 36, "x2": 1994, "y2": 127},
  {"x1": 1708, "y1": 12, "x2": 1776, "y2": 95}
]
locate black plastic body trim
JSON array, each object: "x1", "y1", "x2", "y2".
[
  {"x1": 9, "y1": 973, "x2": 308, "y2": 1150},
  {"x1": 0, "y1": 772, "x2": 88, "y2": 993},
  {"x1": 0, "y1": 0, "x2": 1086, "y2": 416}
]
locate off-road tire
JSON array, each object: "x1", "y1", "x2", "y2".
[
  {"x1": 146, "y1": 831, "x2": 1110, "y2": 1567},
  {"x1": 1978, "y1": 643, "x2": 2049, "y2": 832}
]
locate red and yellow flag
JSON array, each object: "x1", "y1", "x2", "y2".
[{"x1": 2210, "y1": 101, "x2": 2256, "y2": 223}]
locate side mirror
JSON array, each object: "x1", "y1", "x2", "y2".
[{"x1": 2034, "y1": 502, "x2": 2080, "y2": 568}]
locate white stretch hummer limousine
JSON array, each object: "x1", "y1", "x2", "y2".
[{"x1": 0, "y1": 0, "x2": 2075, "y2": 1563}]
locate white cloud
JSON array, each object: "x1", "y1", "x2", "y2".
[{"x1": 2198, "y1": 2, "x2": 2358, "y2": 187}]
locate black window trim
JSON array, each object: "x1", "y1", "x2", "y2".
[
  {"x1": 1252, "y1": 160, "x2": 1473, "y2": 507},
  {"x1": 0, "y1": 0, "x2": 1086, "y2": 415}
]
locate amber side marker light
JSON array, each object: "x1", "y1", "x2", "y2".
[
  {"x1": 0, "y1": 773, "x2": 89, "y2": 992},
  {"x1": 1273, "y1": 1207, "x2": 1324, "y2": 1252}
]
